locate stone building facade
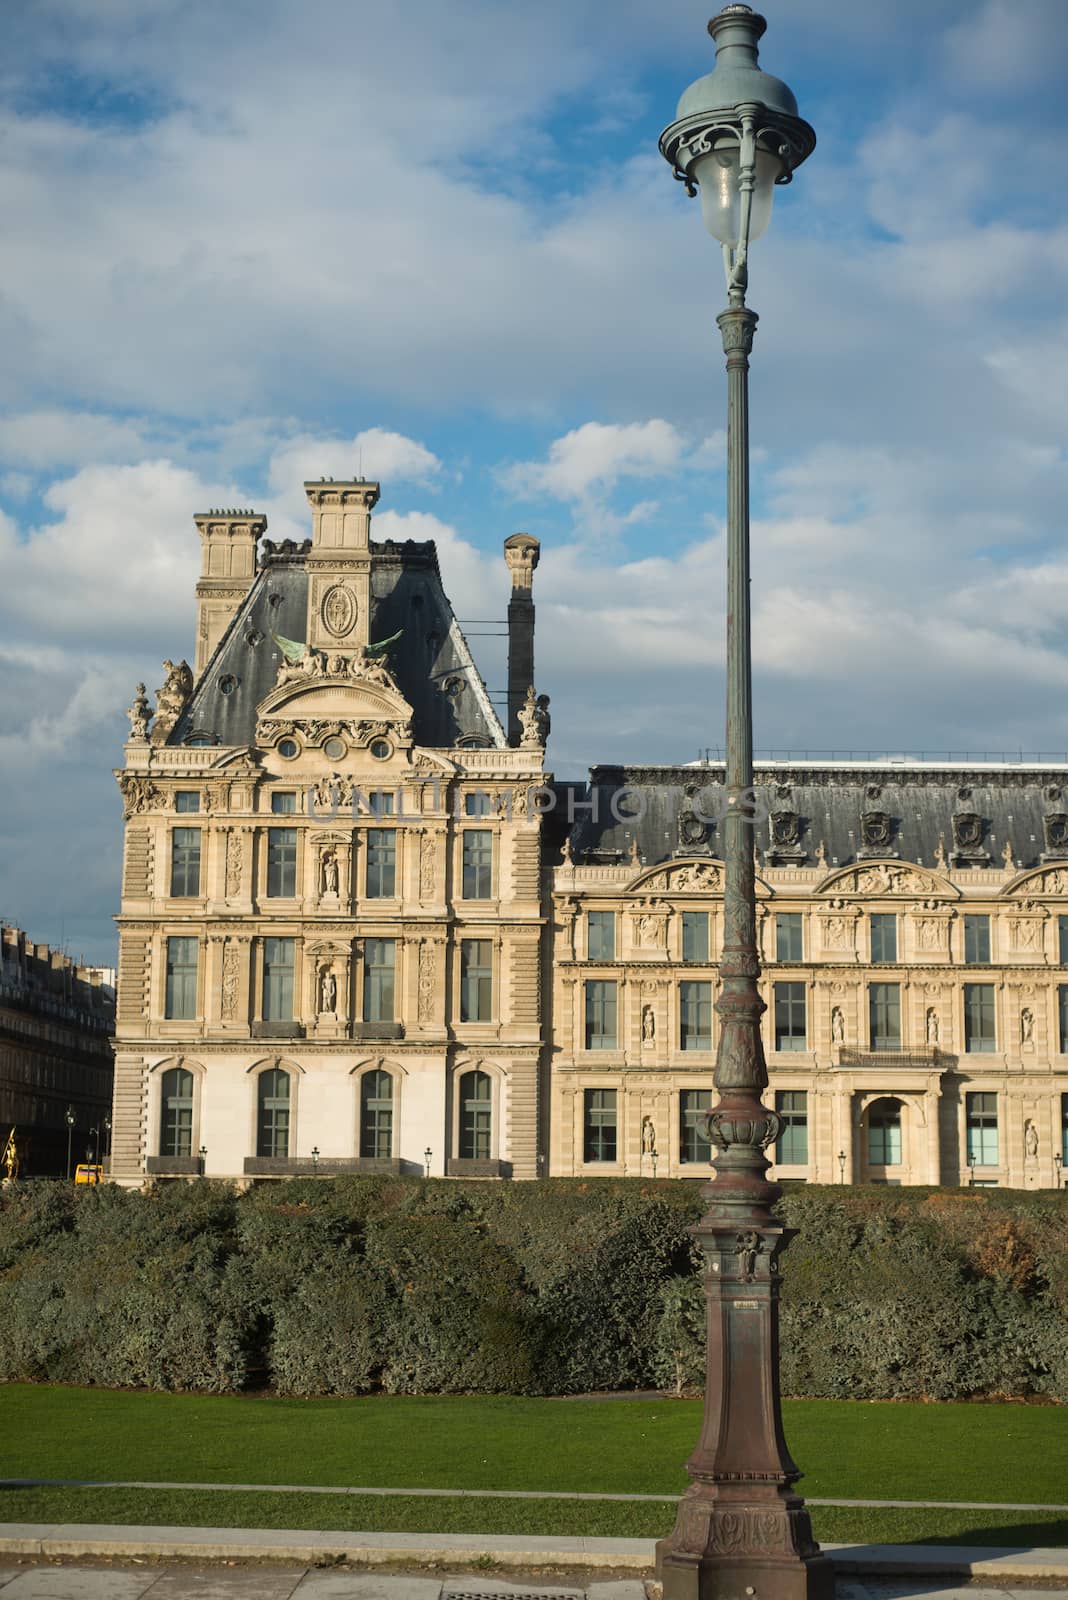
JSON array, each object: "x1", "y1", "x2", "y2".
[
  {"x1": 0, "y1": 925, "x2": 115, "y2": 1175},
  {"x1": 550, "y1": 766, "x2": 1068, "y2": 1188},
  {"x1": 110, "y1": 482, "x2": 548, "y2": 1185},
  {"x1": 112, "y1": 484, "x2": 1068, "y2": 1189}
]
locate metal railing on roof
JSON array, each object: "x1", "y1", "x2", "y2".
[{"x1": 696, "y1": 749, "x2": 1068, "y2": 767}]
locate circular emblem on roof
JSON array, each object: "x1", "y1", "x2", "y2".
[{"x1": 321, "y1": 584, "x2": 357, "y2": 639}]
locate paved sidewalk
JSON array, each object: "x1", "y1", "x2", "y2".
[
  {"x1": 2, "y1": 1528, "x2": 1068, "y2": 1580},
  {"x1": 0, "y1": 1568, "x2": 1067, "y2": 1600}
]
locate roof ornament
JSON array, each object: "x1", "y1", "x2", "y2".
[
  {"x1": 150, "y1": 659, "x2": 193, "y2": 744},
  {"x1": 125, "y1": 683, "x2": 152, "y2": 743}
]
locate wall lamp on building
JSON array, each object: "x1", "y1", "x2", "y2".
[{"x1": 655, "y1": 10, "x2": 828, "y2": 1600}]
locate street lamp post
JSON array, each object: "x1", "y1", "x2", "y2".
[
  {"x1": 837, "y1": 1150, "x2": 846, "y2": 1185},
  {"x1": 65, "y1": 1107, "x2": 75, "y2": 1181},
  {"x1": 424, "y1": 1147, "x2": 432, "y2": 1178},
  {"x1": 1055, "y1": 1150, "x2": 1063, "y2": 1188},
  {"x1": 657, "y1": 10, "x2": 831, "y2": 1600}
]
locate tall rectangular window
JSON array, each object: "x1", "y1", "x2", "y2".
[
  {"x1": 774, "y1": 981, "x2": 807, "y2": 1052},
  {"x1": 680, "y1": 981, "x2": 713, "y2": 1051},
  {"x1": 868, "y1": 1101, "x2": 902, "y2": 1166},
  {"x1": 175, "y1": 791, "x2": 200, "y2": 814},
  {"x1": 869, "y1": 983, "x2": 901, "y2": 1051},
  {"x1": 966, "y1": 1091, "x2": 999, "y2": 1166},
  {"x1": 583, "y1": 1088, "x2": 617, "y2": 1162},
  {"x1": 160, "y1": 1066, "x2": 194, "y2": 1157},
  {"x1": 1060, "y1": 916, "x2": 1068, "y2": 965},
  {"x1": 360, "y1": 1069, "x2": 393, "y2": 1159},
  {"x1": 775, "y1": 1090, "x2": 808, "y2": 1165},
  {"x1": 164, "y1": 937, "x2": 198, "y2": 1020},
  {"x1": 964, "y1": 915, "x2": 991, "y2": 964},
  {"x1": 262, "y1": 937, "x2": 295, "y2": 1021},
  {"x1": 462, "y1": 830, "x2": 492, "y2": 899},
  {"x1": 270, "y1": 791, "x2": 297, "y2": 815},
  {"x1": 1059, "y1": 987, "x2": 1068, "y2": 1053},
  {"x1": 964, "y1": 983, "x2": 996, "y2": 1053},
  {"x1": 266, "y1": 829, "x2": 297, "y2": 897},
  {"x1": 366, "y1": 829, "x2": 397, "y2": 898},
  {"x1": 682, "y1": 911, "x2": 709, "y2": 963},
  {"x1": 256, "y1": 1067, "x2": 290, "y2": 1159},
  {"x1": 587, "y1": 911, "x2": 616, "y2": 962},
  {"x1": 584, "y1": 980, "x2": 617, "y2": 1049},
  {"x1": 460, "y1": 939, "x2": 493, "y2": 1022},
  {"x1": 870, "y1": 914, "x2": 897, "y2": 964},
  {"x1": 776, "y1": 912, "x2": 803, "y2": 963},
  {"x1": 364, "y1": 938, "x2": 396, "y2": 1024},
  {"x1": 679, "y1": 1088, "x2": 713, "y2": 1164},
  {"x1": 170, "y1": 829, "x2": 201, "y2": 898}
]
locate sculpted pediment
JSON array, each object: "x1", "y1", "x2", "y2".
[
  {"x1": 625, "y1": 857, "x2": 772, "y2": 897},
  {"x1": 1004, "y1": 865, "x2": 1068, "y2": 898},
  {"x1": 819, "y1": 860, "x2": 958, "y2": 899},
  {"x1": 259, "y1": 678, "x2": 412, "y2": 725}
]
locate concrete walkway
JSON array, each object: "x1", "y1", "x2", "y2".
[
  {"x1": 2, "y1": 1527, "x2": 1068, "y2": 1580},
  {"x1": 0, "y1": 1562, "x2": 1066, "y2": 1599}
]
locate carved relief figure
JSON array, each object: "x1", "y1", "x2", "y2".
[
  {"x1": 418, "y1": 940, "x2": 436, "y2": 1023},
  {"x1": 221, "y1": 941, "x2": 241, "y2": 1022},
  {"x1": 641, "y1": 1116, "x2": 656, "y2": 1155},
  {"x1": 637, "y1": 912, "x2": 663, "y2": 947},
  {"x1": 225, "y1": 831, "x2": 243, "y2": 897},
  {"x1": 831, "y1": 1006, "x2": 845, "y2": 1044},
  {"x1": 1021, "y1": 1006, "x2": 1035, "y2": 1046},
  {"x1": 826, "y1": 916, "x2": 849, "y2": 949},
  {"x1": 1024, "y1": 1119, "x2": 1039, "y2": 1159},
  {"x1": 117, "y1": 774, "x2": 166, "y2": 818},
  {"x1": 735, "y1": 1230, "x2": 761, "y2": 1281},
  {"x1": 641, "y1": 1005, "x2": 656, "y2": 1044},
  {"x1": 925, "y1": 1007, "x2": 939, "y2": 1045},
  {"x1": 420, "y1": 832, "x2": 435, "y2": 898},
  {"x1": 1012, "y1": 917, "x2": 1041, "y2": 951},
  {"x1": 918, "y1": 918, "x2": 940, "y2": 952}
]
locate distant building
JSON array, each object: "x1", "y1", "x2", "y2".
[
  {"x1": 551, "y1": 763, "x2": 1068, "y2": 1188},
  {"x1": 110, "y1": 480, "x2": 1068, "y2": 1189},
  {"x1": 0, "y1": 926, "x2": 115, "y2": 1174},
  {"x1": 109, "y1": 484, "x2": 546, "y2": 1184}
]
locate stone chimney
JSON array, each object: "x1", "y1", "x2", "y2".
[
  {"x1": 304, "y1": 479, "x2": 381, "y2": 652},
  {"x1": 504, "y1": 533, "x2": 540, "y2": 747},
  {"x1": 193, "y1": 509, "x2": 267, "y2": 675}
]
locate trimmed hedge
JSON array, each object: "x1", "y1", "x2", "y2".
[{"x1": 0, "y1": 1178, "x2": 1065, "y2": 1400}]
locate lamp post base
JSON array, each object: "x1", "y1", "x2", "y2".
[{"x1": 657, "y1": 1524, "x2": 834, "y2": 1600}]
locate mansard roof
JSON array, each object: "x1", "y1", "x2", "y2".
[
  {"x1": 171, "y1": 538, "x2": 504, "y2": 750},
  {"x1": 566, "y1": 761, "x2": 1068, "y2": 876}
]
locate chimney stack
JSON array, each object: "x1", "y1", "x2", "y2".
[
  {"x1": 503, "y1": 533, "x2": 540, "y2": 746},
  {"x1": 193, "y1": 510, "x2": 267, "y2": 674}
]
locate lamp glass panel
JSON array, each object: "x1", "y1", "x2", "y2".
[{"x1": 693, "y1": 142, "x2": 778, "y2": 248}]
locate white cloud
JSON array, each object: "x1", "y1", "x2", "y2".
[{"x1": 0, "y1": 409, "x2": 154, "y2": 469}]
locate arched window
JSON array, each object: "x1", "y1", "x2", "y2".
[
  {"x1": 458, "y1": 1069, "x2": 492, "y2": 1160},
  {"x1": 360, "y1": 1069, "x2": 393, "y2": 1159},
  {"x1": 160, "y1": 1066, "x2": 194, "y2": 1157},
  {"x1": 257, "y1": 1067, "x2": 290, "y2": 1158},
  {"x1": 867, "y1": 1097, "x2": 902, "y2": 1167}
]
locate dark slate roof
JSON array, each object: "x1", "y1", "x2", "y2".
[
  {"x1": 171, "y1": 539, "x2": 504, "y2": 750},
  {"x1": 564, "y1": 763, "x2": 1068, "y2": 874}
]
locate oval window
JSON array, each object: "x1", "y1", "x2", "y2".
[
  {"x1": 323, "y1": 736, "x2": 346, "y2": 760},
  {"x1": 370, "y1": 739, "x2": 391, "y2": 761},
  {"x1": 278, "y1": 738, "x2": 299, "y2": 759}
]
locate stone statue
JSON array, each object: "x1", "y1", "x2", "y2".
[
  {"x1": 125, "y1": 683, "x2": 152, "y2": 741},
  {"x1": 151, "y1": 658, "x2": 193, "y2": 742},
  {"x1": 628, "y1": 837, "x2": 641, "y2": 866},
  {"x1": 2, "y1": 1127, "x2": 18, "y2": 1182},
  {"x1": 319, "y1": 967, "x2": 337, "y2": 1015},
  {"x1": 815, "y1": 838, "x2": 827, "y2": 868},
  {"x1": 1003, "y1": 839, "x2": 1015, "y2": 870},
  {"x1": 641, "y1": 1005, "x2": 655, "y2": 1043},
  {"x1": 641, "y1": 1116, "x2": 656, "y2": 1155},
  {"x1": 321, "y1": 849, "x2": 339, "y2": 896},
  {"x1": 518, "y1": 685, "x2": 541, "y2": 749},
  {"x1": 934, "y1": 834, "x2": 947, "y2": 870},
  {"x1": 1024, "y1": 1119, "x2": 1039, "y2": 1159},
  {"x1": 926, "y1": 1007, "x2": 939, "y2": 1045},
  {"x1": 831, "y1": 1006, "x2": 845, "y2": 1045},
  {"x1": 1021, "y1": 1006, "x2": 1035, "y2": 1046},
  {"x1": 534, "y1": 693, "x2": 551, "y2": 744}
]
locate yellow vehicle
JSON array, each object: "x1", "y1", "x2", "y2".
[{"x1": 74, "y1": 1164, "x2": 104, "y2": 1185}]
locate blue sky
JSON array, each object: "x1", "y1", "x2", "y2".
[{"x1": 2, "y1": 0, "x2": 1068, "y2": 963}]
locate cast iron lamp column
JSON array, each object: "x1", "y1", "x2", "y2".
[{"x1": 657, "y1": 10, "x2": 831, "y2": 1600}]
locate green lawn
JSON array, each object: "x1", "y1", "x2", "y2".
[{"x1": 1, "y1": 1387, "x2": 1066, "y2": 1546}]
